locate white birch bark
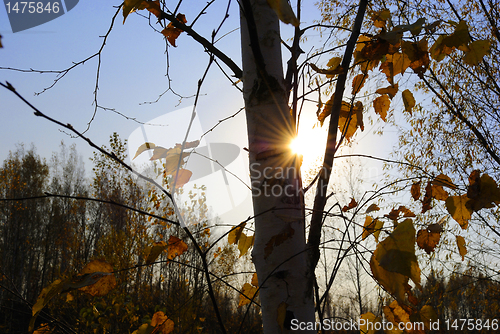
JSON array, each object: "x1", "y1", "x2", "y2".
[{"x1": 240, "y1": 1, "x2": 315, "y2": 332}]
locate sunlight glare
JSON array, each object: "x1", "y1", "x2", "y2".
[{"x1": 289, "y1": 113, "x2": 328, "y2": 170}]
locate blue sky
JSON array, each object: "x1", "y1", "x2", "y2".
[{"x1": 0, "y1": 1, "x2": 400, "y2": 223}]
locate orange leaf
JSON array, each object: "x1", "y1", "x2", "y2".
[
  {"x1": 151, "y1": 311, "x2": 175, "y2": 334},
  {"x1": 172, "y1": 169, "x2": 192, "y2": 188},
  {"x1": 373, "y1": 95, "x2": 390, "y2": 121},
  {"x1": 411, "y1": 181, "x2": 421, "y2": 201},
  {"x1": 167, "y1": 236, "x2": 188, "y2": 260},
  {"x1": 365, "y1": 203, "x2": 380, "y2": 213},
  {"x1": 401, "y1": 39, "x2": 429, "y2": 78},
  {"x1": 376, "y1": 83, "x2": 399, "y2": 99},
  {"x1": 161, "y1": 14, "x2": 187, "y2": 47},
  {"x1": 421, "y1": 181, "x2": 432, "y2": 213},
  {"x1": 142, "y1": 0, "x2": 161, "y2": 18},
  {"x1": 416, "y1": 229, "x2": 441, "y2": 254},
  {"x1": 342, "y1": 197, "x2": 358, "y2": 212}
]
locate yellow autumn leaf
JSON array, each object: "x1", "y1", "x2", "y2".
[
  {"x1": 363, "y1": 217, "x2": 384, "y2": 242},
  {"x1": 466, "y1": 172, "x2": 500, "y2": 211},
  {"x1": 277, "y1": 302, "x2": 288, "y2": 331},
  {"x1": 456, "y1": 235, "x2": 467, "y2": 261},
  {"x1": 430, "y1": 20, "x2": 470, "y2": 61},
  {"x1": 30, "y1": 279, "x2": 64, "y2": 331},
  {"x1": 78, "y1": 260, "x2": 116, "y2": 297},
  {"x1": 360, "y1": 313, "x2": 381, "y2": 334},
  {"x1": 383, "y1": 300, "x2": 409, "y2": 334},
  {"x1": 33, "y1": 323, "x2": 52, "y2": 334},
  {"x1": 401, "y1": 39, "x2": 429, "y2": 77},
  {"x1": 266, "y1": 0, "x2": 299, "y2": 26},
  {"x1": 370, "y1": 254, "x2": 408, "y2": 302},
  {"x1": 418, "y1": 305, "x2": 438, "y2": 330},
  {"x1": 380, "y1": 53, "x2": 411, "y2": 84},
  {"x1": 123, "y1": 0, "x2": 144, "y2": 22},
  {"x1": 238, "y1": 283, "x2": 259, "y2": 307},
  {"x1": 164, "y1": 148, "x2": 191, "y2": 174},
  {"x1": 251, "y1": 273, "x2": 259, "y2": 287},
  {"x1": 228, "y1": 223, "x2": 246, "y2": 245},
  {"x1": 376, "y1": 219, "x2": 421, "y2": 287},
  {"x1": 356, "y1": 35, "x2": 372, "y2": 52},
  {"x1": 373, "y1": 95, "x2": 390, "y2": 121},
  {"x1": 371, "y1": 8, "x2": 391, "y2": 28},
  {"x1": 402, "y1": 89, "x2": 415, "y2": 114},
  {"x1": 362, "y1": 216, "x2": 374, "y2": 240},
  {"x1": 433, "y1": 173, "x2": 456, "y2": 189},
  {"x1": 133, "y1": 142, "x2": 156, "y2": 159},
  {"x1": 352, "y1": 73, "x2": 367, "y2": 95},
  {"x1": 431, "y1": 184, "x2": 449, "y2": 201},
  {"x1": 464, "y1": 40, "x2": 490, "y2": 66},
  {"x1": 445, "y1": 195, "x2": 472, "y2": 229},
  {"x1": 237, "y1": 233, "x2": 255, "y2": 257},
  {"x1": 145, "y1": 241, "x2": 168, "y2": 264}
]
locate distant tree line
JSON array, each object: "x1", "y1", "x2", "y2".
[{"x1": 0, "y1": 135, "x2": 261, "y2": 334}]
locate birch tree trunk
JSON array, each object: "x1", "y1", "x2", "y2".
[{"x1": 240, "y1": 1, "x2": 315, "y2": 332}]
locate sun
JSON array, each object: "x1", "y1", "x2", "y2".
[
  {"x1": 290, "y1": 136, "x2": 308, "y2": 156},
  {"x1": 288, "y1": 115, "x2": 328, "y2": 169}
]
